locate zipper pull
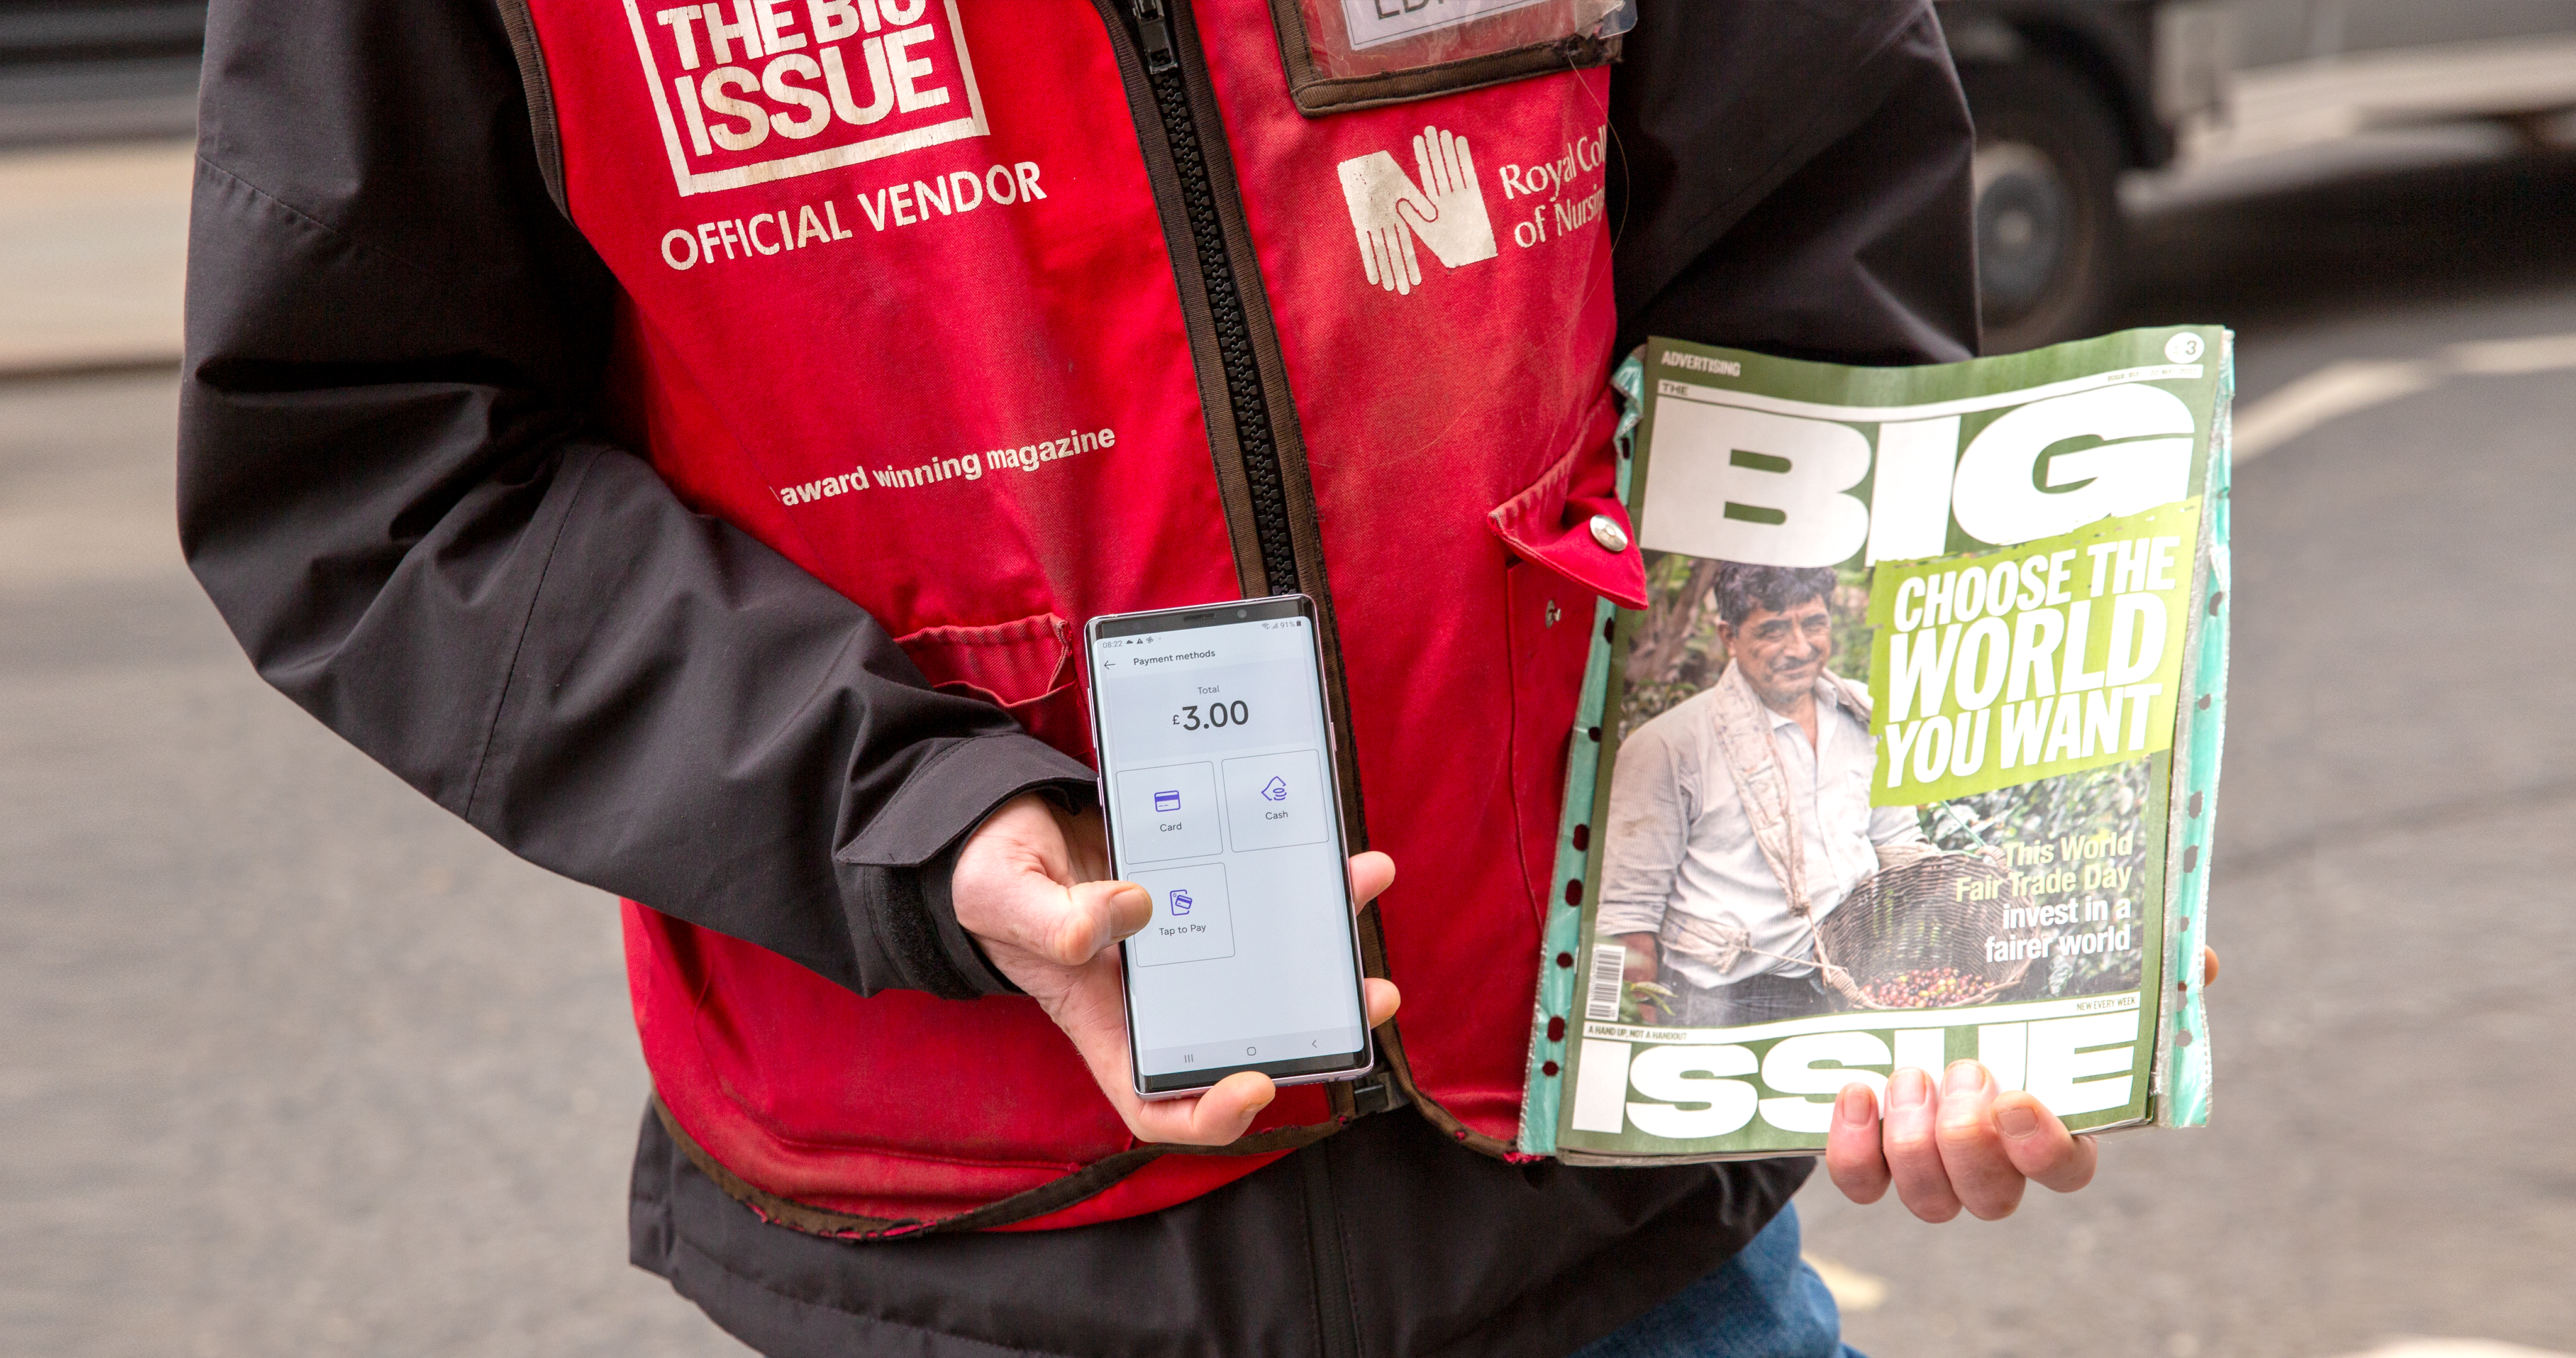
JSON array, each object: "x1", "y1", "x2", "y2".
[{"x1": 1130, "y1": 0, "x2": 1177, "y2": 74}]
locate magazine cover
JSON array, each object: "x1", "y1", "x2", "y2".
[{"x1": 1519, "y1": 328, "x2": 2231, "y2": 1164}]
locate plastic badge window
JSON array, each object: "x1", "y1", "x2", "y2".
[{"x1": 1287, "y1": 0, "x2": 1626, "y2": 82}]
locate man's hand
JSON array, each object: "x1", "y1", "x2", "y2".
[
  {"x1": 1824, "y1": 1059, "x2": 2097, "y2": 1220},
  {"x1": 1616, "y1": 932, "x2": 1659, "y2": 987},
  {"x1": 951, "y1": 793, "x2": 1401, "y2": 1147},
  {"x1": 1616, "y1": 931, "x2": 1667, "y2": 1024},
  {"x1": 1828, "y1": 946, "x2": 2218, "y2": 1220}
]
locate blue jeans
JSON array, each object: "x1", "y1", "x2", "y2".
[{"x1": 1572, "y1": 1205, "x2": 1865, "y2": 1358}]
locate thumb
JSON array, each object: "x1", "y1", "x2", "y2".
[{"x1": 1026, "y1": 878, "x2": 1152, "y2": 966}]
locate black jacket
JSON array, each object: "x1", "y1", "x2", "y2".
[{"x1": 179, "y1": 0, "x2": 1979, "y2": 1352}]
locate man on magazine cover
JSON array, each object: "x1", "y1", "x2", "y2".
[{"x1": 1602, "y1": 563, "x2": 1931, "y2": 1028}]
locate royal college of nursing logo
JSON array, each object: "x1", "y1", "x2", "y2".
[
  {"x1": 1335, "y1": 125, "x2": 1499, "y2": 296},
  {"x1": 623, "y1": 0, "x2": 988, "y2": 196}
]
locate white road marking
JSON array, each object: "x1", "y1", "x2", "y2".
[
  {"x1": 1800, "y1": 1253, "x2": 1888, "y2": 1312},
  {"x1": 2234, "y1": 360, "x2": 2441, "y2": 461},
  {"x1": 2448, "y1": 331, "x2": 2576, "y2": 377},
  {"x1": 2234, "y1": 332, "x2": 2576, "y2": 462},
  {"x1": 0, "y1": 140, "x2": 193, "y2": 373},
  {"x1": 2328, "y1": 1340, "x2": 2575, "y2": 1358}
]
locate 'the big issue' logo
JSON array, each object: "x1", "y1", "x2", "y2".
[
  {"x1": 623, "y1": 0, "x2": 988, "y2": 196},
  {"x1": 1335, "y1": 125, "x2": 1499, "y2": 296}
]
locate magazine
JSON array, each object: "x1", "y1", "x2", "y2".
[{"x1": 1519, "y1": 329, "x2": 2230, "y2": 1164}]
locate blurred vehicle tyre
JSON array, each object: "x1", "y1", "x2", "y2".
[{"x1": 1963, "y1": 55, "x2": 2126, "y2": 354}]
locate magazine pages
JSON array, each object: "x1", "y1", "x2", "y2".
[{"x1": 1519, "y1": 329, "x2": 2231, "y2": 1164}]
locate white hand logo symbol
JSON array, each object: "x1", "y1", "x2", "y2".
[
  {"x1": 1335, "y1": 124, "x2": 1499, "y2": 296},
  {"x1": 1338, "y1": 151, "x2": 1426, "y2": 295},
  {"x1": 1397, "y1": 125, "x2": 1499, "y2": 272}
]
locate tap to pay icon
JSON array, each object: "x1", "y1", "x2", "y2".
[{"x1": 1128, "y1": 864, "x2": 1233, "y2": 966}]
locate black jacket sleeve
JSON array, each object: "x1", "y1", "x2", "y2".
[
  {"x1": 177, "y1": 0, "x2": 1085, "y2": 1000},
  {"x1": 1611, "y1": 0, "x2": 1980, "y2": 365}
]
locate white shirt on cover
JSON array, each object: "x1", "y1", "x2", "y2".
[{"x1": 1596, "y1": 673, "x2": 1926, "y2": 990}]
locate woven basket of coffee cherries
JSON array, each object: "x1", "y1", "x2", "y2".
[{"x1": 1814, "y1": 853, "x2": 2037, "y2": 1010}]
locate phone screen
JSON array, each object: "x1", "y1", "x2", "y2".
[{"x1": 1086, "y1": 596, "x2": 1372, "y2": 1095}]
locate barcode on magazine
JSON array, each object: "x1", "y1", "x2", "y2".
[{"x1": 1584, "y1": 943, "x2": 1627, "y2": 1023}]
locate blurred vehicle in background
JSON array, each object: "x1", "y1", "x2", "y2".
[
  {"x1": 0, "y1": 0, "x2": 203, "y2": 146},
  {"x1": 1940, "y1": 0, "x2": 2576, "y2": 351}
]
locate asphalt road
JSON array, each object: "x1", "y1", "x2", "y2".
[
  {"x1": 4, "y1": 152, "x2": 2573, "y2": 1356},
  {"x1": 0, "y1": 395, "x2": 750, "y2": 1354}
]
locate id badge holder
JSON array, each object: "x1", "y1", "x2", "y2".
[{"x1": 1268, "y1": 0, "x2": 1634, "y2": 115}]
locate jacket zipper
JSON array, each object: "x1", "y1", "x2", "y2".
[
  {"x1": 1120, "y1": 0, "x2": 1301, "y2": 596},
  {"x1": 1104, "y1": 10, "x2": 1368, "y2": 1353},
  {"x1": 1299, "y1": 1143, "x2": 1363, "y2": 1358}
]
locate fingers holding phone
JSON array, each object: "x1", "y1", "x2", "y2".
[{"x1": 953, "y1": 793, "x2": 1397, "y2": 1147}]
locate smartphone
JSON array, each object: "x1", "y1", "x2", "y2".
[{"x1": 1083, "y1": 594, "x2": 1375, "y2": 1100}]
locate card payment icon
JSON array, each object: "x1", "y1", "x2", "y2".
[
  {"x1": 1154, "y1": 790, "x2": 1182, "y2": 812},
  {"x1": 1168, "y1": 889, "x2": 1194, "y2": 917}
]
